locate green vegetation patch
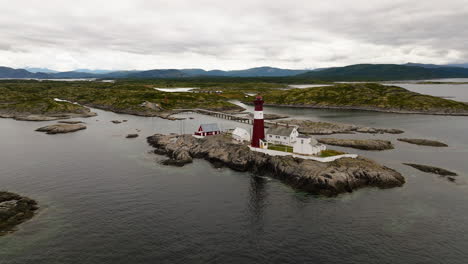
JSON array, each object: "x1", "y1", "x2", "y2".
[
  {"x1": 0, "y1": 80, "x2": 249, "y2": 115},
  {"x1": 259, "y1": 83, "x2": 468, "y2": 113},
  {"x1": 268, "y1": 144, "x2": 293, "y2": 153},
  {"x1": 319, "y1": 149, "x2": 346, "y2": 158}
]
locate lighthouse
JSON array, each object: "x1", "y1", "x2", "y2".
[{"x1": 251, "y1": 95, "x2": 265, "y2": 148}]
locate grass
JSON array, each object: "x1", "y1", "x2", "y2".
[
  {"x1": 319, "y1": 149, "x2": 345, "y2": 158},
  {"x1": 268, "y1": 144, "x2": 293, "y2": 153}
]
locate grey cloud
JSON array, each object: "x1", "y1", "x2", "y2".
[{"x1": 0, "y1": 0, "x2": 466, "y2": 70}]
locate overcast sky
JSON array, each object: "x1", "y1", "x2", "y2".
[{"x1": 0, "y1": 0, "x2": 467, "y2": 71}]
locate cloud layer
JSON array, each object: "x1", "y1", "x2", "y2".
[{"x1": 0, "y1": 0, "x2": 467, "y2": 70}]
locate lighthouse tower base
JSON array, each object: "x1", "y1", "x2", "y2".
[{"x1": 251, "y1": 96, "x2": 265, "y2": 148}]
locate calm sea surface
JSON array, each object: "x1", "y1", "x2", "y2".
[
  {"x1": 1, "y1": 86, "x2": 468, "y2": 263},
  {"x1": 388, "y1": 83, "x2": 468, "y2": 102}
]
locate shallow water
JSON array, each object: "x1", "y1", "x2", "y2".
[
  {"x1": 287, "y1": 84, "x2": 332, "y2": 89},
  {"x1": 1, "y1": 105, "x2": 468, "y2": 264},
  {"x1": 154, "y1": 87, "x2": 198, "y2": 92}
]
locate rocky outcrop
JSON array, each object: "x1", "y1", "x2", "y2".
[
  {"x1": 147, "y1": 134, "x2": 405, "y2": 196},
  {"x1": 279, "y1": 119, "x2": 404, "y2": 135},
  {"x1": 36, "y1": 123, "x2": 87, "y2": 134},
  {"x1": 398, "y1": 138, "x2": 448, "y2": 147},
  {"x1": 0, "y1": 191, "x2": 38, "y2": 236},
  {"x1": 404, "y1": 163, "x2": 457, "y2": 176},
  {"x1": 141, "y1": 101, "x2": 163, "y2": 111},
  {"x1": 317, "y1": 138, "x2": 394, "y2": 151}
]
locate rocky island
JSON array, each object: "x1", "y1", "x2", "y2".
[
  {"x1": 0, "y1": 84, "x2": 97, "y2": 121},
  {"x1": 0, "y1": 191, "x2": 38, "y2": 236},
  {"x1": 256, "y1": 83, "x2": 468, "y2": 116},
  {"x1": 147, "y1": 133, "x2": 405, "y2": 196}
]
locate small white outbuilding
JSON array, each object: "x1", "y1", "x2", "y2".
[
  {"x1": 232, "y1": 127, "x2": 251, "y2": 142},
  {"x1": 293, "y1": 135, "x2": 326, "y2": 155}
]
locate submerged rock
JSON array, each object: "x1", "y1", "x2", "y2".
[
  {"x1": 317, "y1": 138, "x2": 394, "y2": 151},
  {"x1": 147, "y1": 134, "x2": 405, "y2": 196},
  {"x1": 398, "y1": 138, "x2": 448, "y2": 147},
  {"x1": 0, "y1": 191, "x2": 38, "y2": 236},
  {"x1": 111, "y1": 120, "x2": 122, "y2": 124},
  {"x1": 126, "y1": 134, "x2": 139, "y2": 138},
  {"x1": 357, "y1": 127, "x2": 404, "y2": 134},
  {"x1": 404, "y1": 163, "x2": 457, "y2": 176},
  {"x1": 36, "y1": 123, "x2": 87, "y2": 134}
]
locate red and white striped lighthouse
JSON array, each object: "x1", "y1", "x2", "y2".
[{"x1": 251, "y1": 95, "x2": 265, "y2": 148}]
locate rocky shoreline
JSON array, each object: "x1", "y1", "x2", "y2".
[
  {"x1": 147, "y1": 133, "x2": 405, "y2": 196},
  {"x1": 317, "y1": 138, "x2": 394, "y2": 151},
  {"x1": 257, "y1": 103, "x2": 468, "y2": 116},
  {"x1": 0, "y1": 110, "x2": 96, "y2": 121},
  {"x1": 0, "y1": 191, "x2": 38, "y2": 236},
  {"x1": 278, "y1": 119, "x2": 404, "y2": 135}
]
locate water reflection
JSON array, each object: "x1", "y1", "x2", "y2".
[{"x1": 247, "y1": 176, "x2": 268, "y2": 227}]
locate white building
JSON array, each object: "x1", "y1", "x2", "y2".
[
  {"x1": 293, "y1": 135, "x2": 326, "y2": 155},
  {"x1": 265, "y1": 126, "x2": 299, "y2": 146},
  {"x1": 265, "y1": 125, "x2": 326, "y2": 155},
  {"x1": 232, "y1": 127, "x2": 251, "y2": 142}
]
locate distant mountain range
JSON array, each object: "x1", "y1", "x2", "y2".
[
  {"x1": 297, "y1": 64, "x2": 468, "y2": 81},
  {"x1": 0, "y1": 66, "x2": 308, "y2": 79},
  {"x1": 405, "y1": 62, "x2": 468, "y2": 69},
  {"x1": 1, "y1": 64, "x2": 468, "y2": 80}
]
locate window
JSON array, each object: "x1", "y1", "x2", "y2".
[
  {"x1": 284, "y1": 137, "x2": 287, "y2": 140},
  {"x1": 269, "y1": 135, "x2": 272, "y2": 138},
  {"x1": 301, "y1": 140, "x2": 304, "y2": 144}
]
